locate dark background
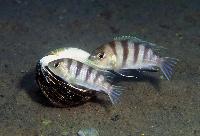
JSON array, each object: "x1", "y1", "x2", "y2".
[{"x1": 0, "y1": 0, "x2": 199, "y2": 135}]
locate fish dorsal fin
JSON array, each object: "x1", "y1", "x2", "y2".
[
  {"x1": 114, "y1": 35, "x2": 150, "y2": 43},
  {"x1": 114, "y1": 35, "x2": 167, "y2": 55}
]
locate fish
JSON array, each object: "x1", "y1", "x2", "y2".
[
  {"x1": 88, "y1": 36, "x2": 178, "y2": 80},
  {"x1": 36, "y1": 47, "x2": 94, "y2": 107},
  {"x1": 47, "y1": 58, "x2": 123, "y2": 104}
]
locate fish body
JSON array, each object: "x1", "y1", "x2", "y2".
[
  {"x1": 48, "y1": 58, "x2": 122, "y2": 104},
  {"x1": 88, "y1": 36, "x2": 178, "y2": 80}
]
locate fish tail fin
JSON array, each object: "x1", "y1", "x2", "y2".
[
  {"x1": 108, "y1": 85, "x2": 124, "y2": 104},
  {"x1": 159, "y1": 57, "x2": 179, "y2": 80}
]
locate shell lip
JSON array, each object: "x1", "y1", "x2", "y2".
[{"x1": 39, "y1": 47, "x2": 90, "y2": 68}]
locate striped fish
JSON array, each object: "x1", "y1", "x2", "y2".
[
  {"x1": 36, "y1": 47, "x2": 95, "y2": 107},
  {"x1": 88, "y1": 36, "x2": 178, "y2": 80},
  {"x1": 47, "y1": 58, "x2": 123, "y2": 104}
]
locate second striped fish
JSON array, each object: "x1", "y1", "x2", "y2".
[
  {"x1": 88, "y1": 36, "x2": 178, "y2": 80},
  {"x1": 48, "y1": 58, "x2": 123, "y2": 104}
]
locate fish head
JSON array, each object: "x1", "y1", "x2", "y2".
[
  {"x1": 88, "y1": 44, "x2": 117, "y2": 69},
  {"x1": 47, "y1": 58, "x2": 68, "y2": 78}
]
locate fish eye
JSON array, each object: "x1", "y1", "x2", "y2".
[
  {"x1": 54, "y1": 62, "x2": 60, "y2": 68},
  {"x1": 97, "y1": 52, "x2": 105, "y2": 59}
]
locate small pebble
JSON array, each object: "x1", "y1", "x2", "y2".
[
  {"x1": 61, "y1": 131, "x2": 71, "y2": 136},
  {"x1": 175, "y1": 32, "x2": 183, "y2": 39},
  {"x1": 160, "y1": 75, "x2": 164, "y2": 80},
  {"x1": 20, "y1": 70, "x2": 28, "y2": 73},
  {"x1": 111, "y1": 114, "x2": 120, "y2": 121},
  {"x1": 77, "y1": 128, "x2": 99, "y2": 136},
  {"x1": 42, "y1": 119, "x2": 52, "y2": 126},
  {"x1": 0, "y1": 94, "x2": 4, "y2": 98}
]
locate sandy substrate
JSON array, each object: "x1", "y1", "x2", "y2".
[{"x1": 0, "y1": 0, "x2": 199, "y2": 136}]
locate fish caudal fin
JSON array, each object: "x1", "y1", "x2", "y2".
[
  {"x1": 108, "y1": 85, "x2": 124, "y2": 104},
  {"x1": 159, "y1": 57, "x2": 178, "y2": 80}
]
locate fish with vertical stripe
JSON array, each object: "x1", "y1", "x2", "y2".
[
  {"x1": 47, "y1": 58, "x2": 123, "y2": 105},
  {"x1": 88, "y1": 36, "x2": 178, "y2": 80}
]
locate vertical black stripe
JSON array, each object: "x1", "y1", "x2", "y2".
[
  {"x1": 121, "y1": 40, "x2": 129, "y2": 66},
  {"x1": 93, "y1": 71, "x2": 100, "y2": 83},
  {"x1": 150, "y1": 50, "x2": 154, "y2": 61},
  {"x1": 85, "y1": 67, "x2": 93, "y2": 81},
  {"x1": 134, "y1": 43, "x2": 139, "y2": 64},
  {"x1": 143, "y1": 47, "x2": 149, "y2": 62},
  {"x1": 75, "y1": 61, "x2": 83, "y2": 77},
  {"x1": 67, "y1": 59, "x2": 72, "y2": 71},
  {"x1": 109, "y1": 41, "x2": 117, "y2": 56}
]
